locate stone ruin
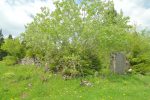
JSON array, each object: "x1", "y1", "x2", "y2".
[
  {"x1": 110, "y1": 52, "x2": 130, "y2": 74},
  {"x1": 20, "y1": 57, "x2": 41, "y2": 67}
]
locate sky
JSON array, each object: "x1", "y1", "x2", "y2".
[{"x1": 0, "y1": 0, "x2": 150, "y2": 37}]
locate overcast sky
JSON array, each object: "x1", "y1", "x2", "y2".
[{"x1": 0, "y1": 0, "x2": 150, "y2": 37}]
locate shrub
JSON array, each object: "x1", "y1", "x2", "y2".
[
  {"x1": 58, "y1": 55, "x2": 81, "y2": 77},
  {"x1": 132, "y1": 63, "x2": 150, "y2": 75},
  {"x1": 129, "y1": 51, "x2": 150, "y2": 75},
  {"x1": 1, "y1": 38, "x2": 25, "y2": 59},
  {"x1": 3, "y1": 56, "x2": 18, "y2": 65},
  {"x1": 2, "y1": 72, "x2": 15, "y2": 79},
  {"x1": 50, "y1": 53, "x2": 101, "y2": 78}
]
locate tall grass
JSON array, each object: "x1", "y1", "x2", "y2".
[{"x1": 0, "y1": 63, "x2": 150, "y2": 100}]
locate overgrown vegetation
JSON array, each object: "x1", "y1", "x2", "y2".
[
  {"x1": 0, "y1": 63, "x2": 150, "y2": 100},
  {"x1": 0, "y1": 1, "x2": 150, "y2": 99},
  {"x1": 0, "y1": 0, "x2": 150, "y2": 76}
]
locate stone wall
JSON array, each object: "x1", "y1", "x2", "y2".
[
  {"x1": 20, "y1": 57, "x2": 41, "y2": 66},
  {"x1": 110, "y1": 52, "x2": 130, "y2": 74}
]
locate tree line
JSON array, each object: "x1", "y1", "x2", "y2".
[{"x1": 1, "y1": 0, "x2": 150, "y2": 77}]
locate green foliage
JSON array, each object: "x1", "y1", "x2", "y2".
[
  {"x1": 1, "y1": 38, "x2": 24, "y2": 59},
  {"x1": 8, "y1": 34, "x2": 13, "y2": 39},
  {"x1": 0, "y1": 29, "x2": 4, "y2": 46},
  {"x1": 23, "y1": 0, "x2": 104, "y2": 75},
  {"x1": 2, "y1": 72, "x2": 15, "y2": 79},
  {"x1": 0, "y1": 64, "x2": 150, "y2": 100},
  {"x1": 127, "y1": 33, "x2": 150, "y2": 74},
  {"x1": 0, "y1": 29, "x2": 7, "y2": 60},
  {"x1": 2, "y1": 56, "x2": 18, "y2": 65},
  {"x1": 57, "y1": 55, "x2": 80, "y2": 77},
  {"x1": 20, "y1": 0, "x2": 150, "y2": 75},
  {"x1": 0, "y1": 50, "x2": 7, "y2": 60},
  {"x1": 1, "y1": 38, "x2": 25, "y2": 65},
  {"x1": 56, "y1": 54, "x2": 101, "y2": 77}
]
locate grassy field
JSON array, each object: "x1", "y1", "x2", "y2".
[{"x1": 0, "y1": 63, "x2": 150, "y2": 100}]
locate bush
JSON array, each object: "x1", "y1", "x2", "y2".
[
  {"x1": 129, "y1": 52, "x2": 150, "y2": 75},
  {"x1": 1, "y1": 38, "x2": 24, "y2": 59},
  {"x1": 50, "y1": 53, "x2": 101, "y2": 78},
  {"x1": 2, "y1": 72, "x2": 15, "y2": 79},
  {"x1": 58, "y1": 55, "x2": 81, "y2": 77},
  {"x1": 132, "y1": 63, "x2": 150, "y2": 75},
  {"x1": 3, "y1": 56, "x2": 18, "y2": 65}
]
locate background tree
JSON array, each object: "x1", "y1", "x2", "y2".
[
  {"x1": 1, "y1": 38, "x2": 24, "y2": 65},
  {"x1": 8, "y1": 34, "x2": 13, "y2": 39},
  {"x1": 0, "y1": 29, "x2": 4, "y2": 45},
  {"x1": 0, "y1": 29, "x2": 7, "y2": 60},
  {"x1": 22, "y1": 0, "x2": 150, "y2": 75}
]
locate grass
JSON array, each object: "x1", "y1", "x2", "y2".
[{"x1": 0, "y1": 63, "x2": 150, "y2": 100}]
